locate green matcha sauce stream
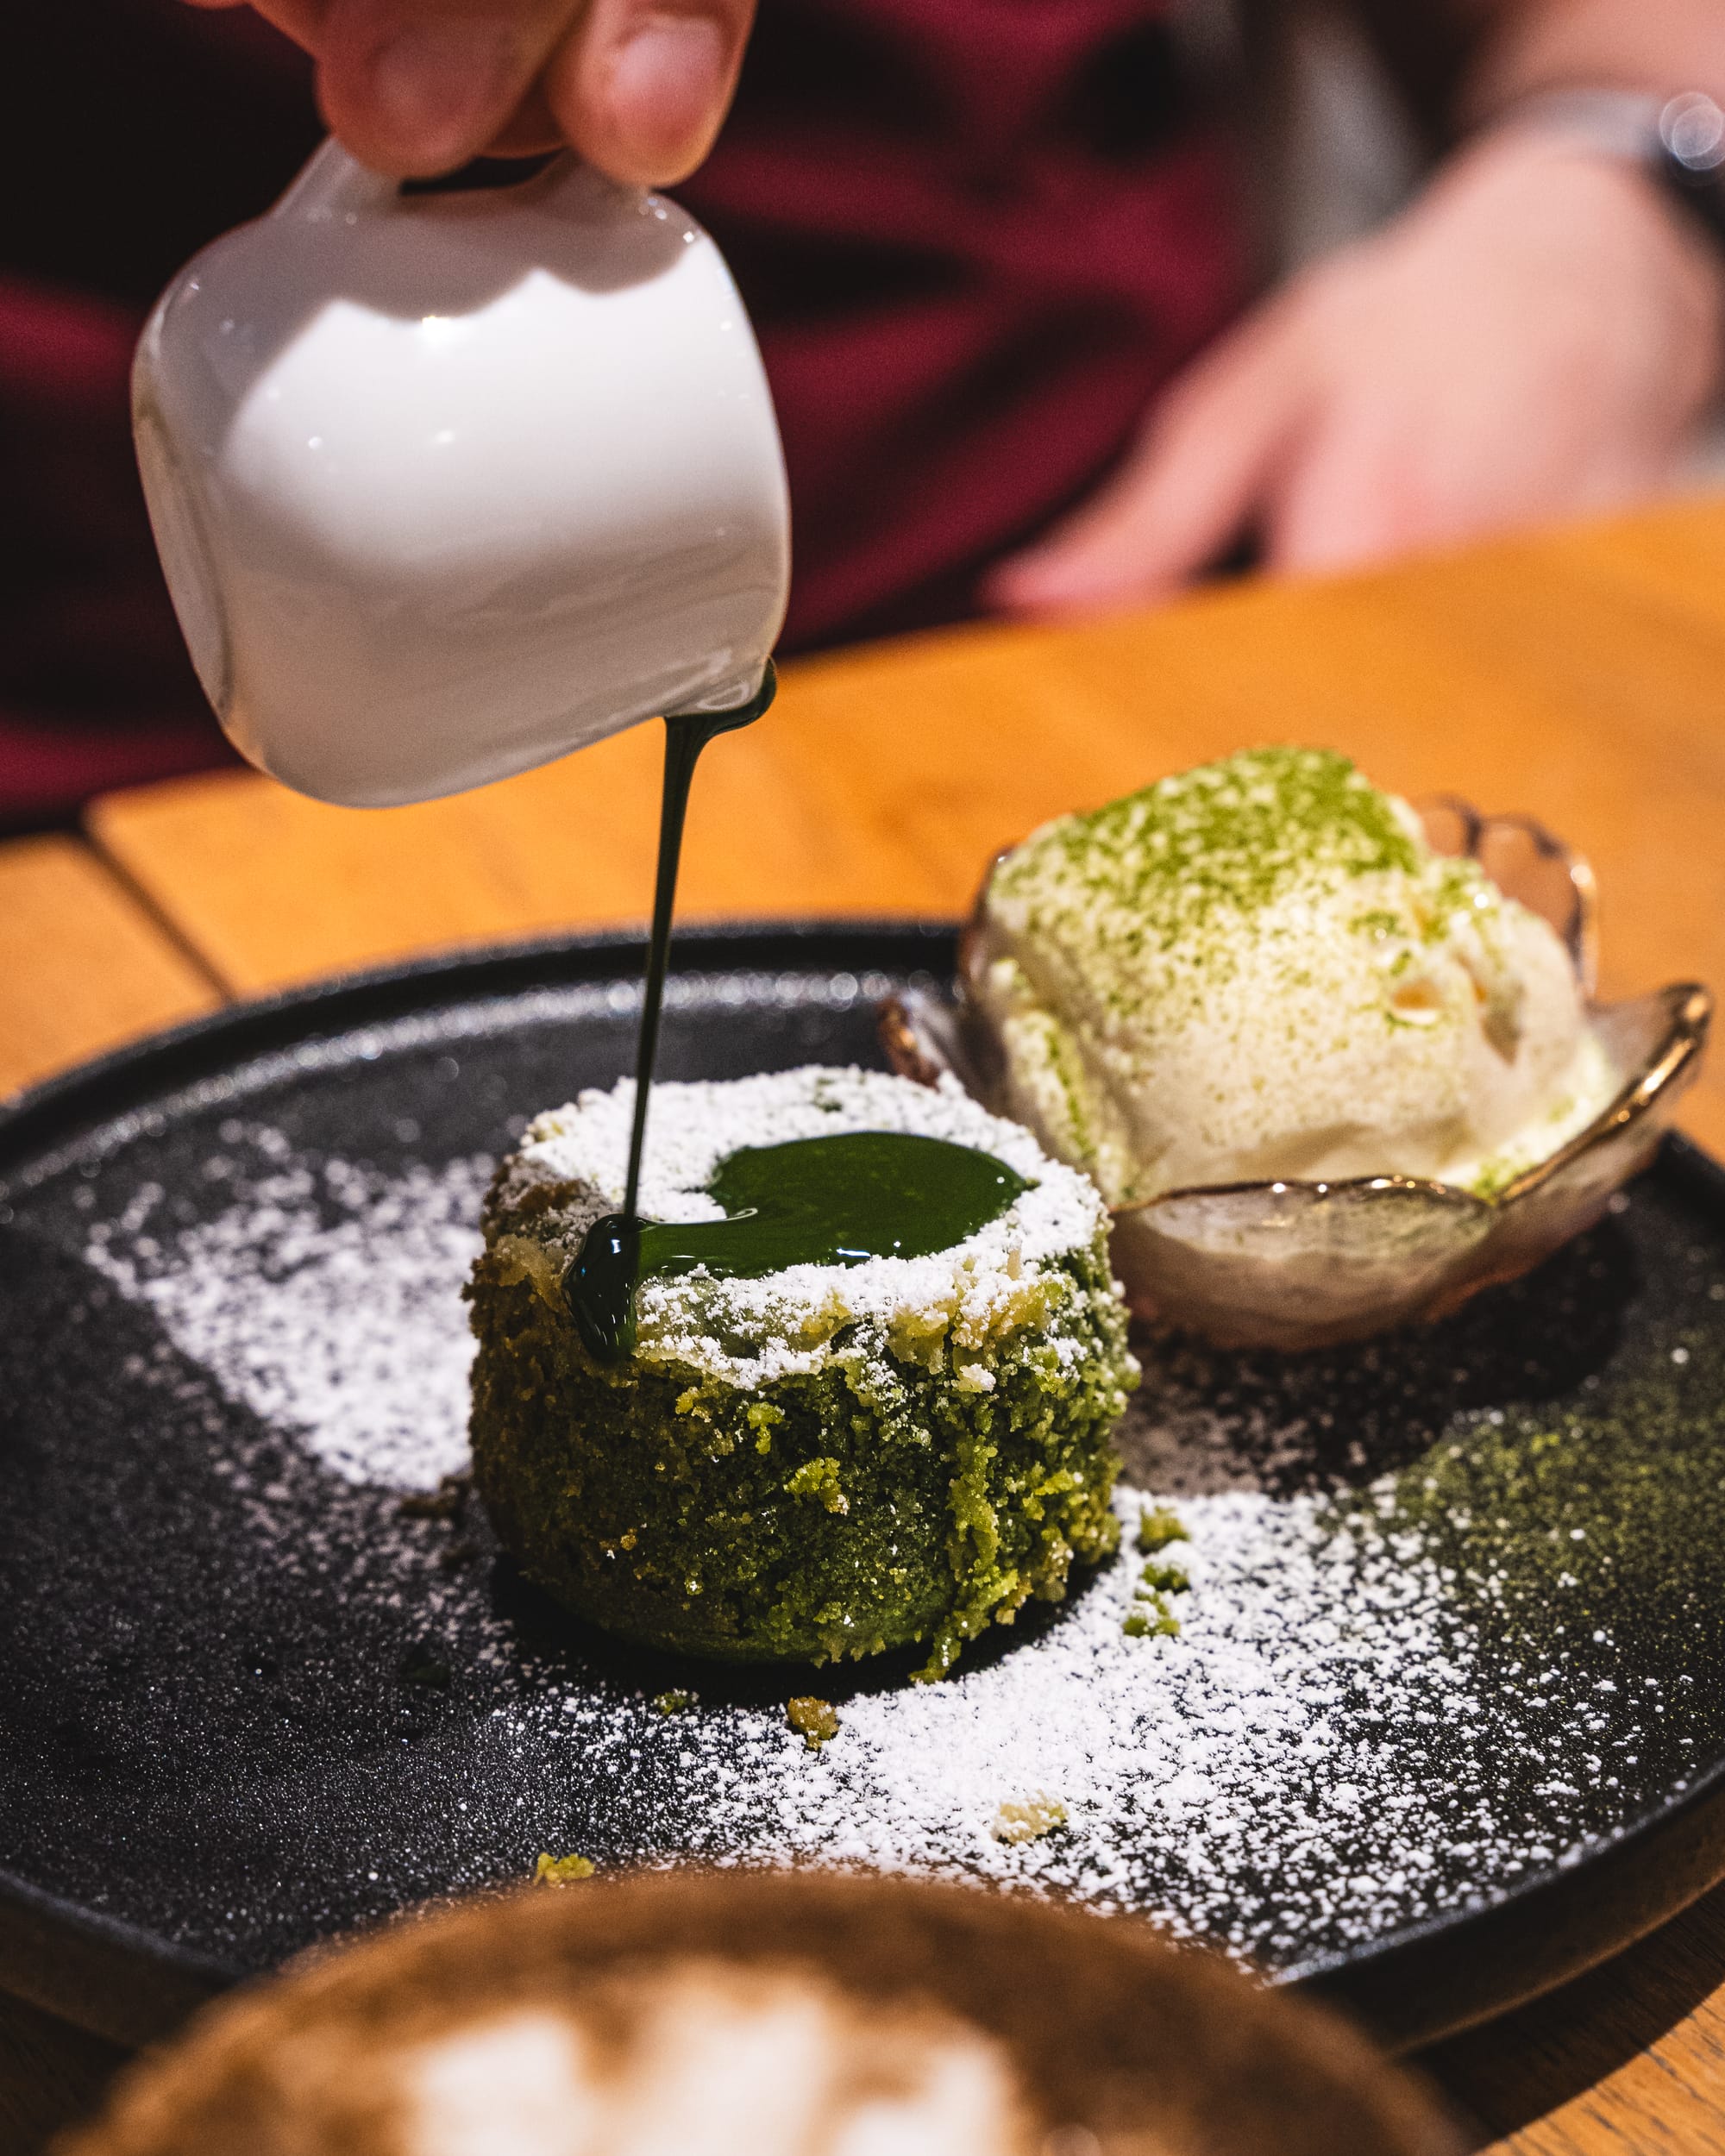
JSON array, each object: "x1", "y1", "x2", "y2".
[{"x1": 567, "y1": 660, "x2": 1030, "y2": 1363}]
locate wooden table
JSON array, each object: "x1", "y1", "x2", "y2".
[{"x1": 7, "y1": 498, "x2": 1725, "y2": 2153}]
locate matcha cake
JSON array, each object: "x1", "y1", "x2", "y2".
[{"x1": 467, "y1": 1066, "x2": 1135, "y2": 1677}]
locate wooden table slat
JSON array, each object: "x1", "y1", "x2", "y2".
[{"x1": 0, "y1": 837, "x2": 220, "y2": 1101}]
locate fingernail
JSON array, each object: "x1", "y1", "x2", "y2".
[
  {"x1": 608, "y1": 14, "x2": 729, "y2": 173},
  {"x1": 366, "y1": 19, "x2": 521, "y2": 164}
]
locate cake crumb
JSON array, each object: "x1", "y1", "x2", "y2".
[
  {"x1": 1136, "y1": 1504, "x2": 1188, "y2": 1553},
  {"x1": 533, "y1": 1852, "x2": 595, "y2": 1884},
  {"x1": 992, "y1": 1794, "x2": 1068, "y2": 1845},
  {"x1": 397, "y1": 1472, "x2": 470, "y2": 1521},
  {"x1": 1125, "y1": 1512, "x2": 1193, "y2": 1638},
  {"x1": 788, "y1": 1698, "x2": 841, "y2": 1750}
]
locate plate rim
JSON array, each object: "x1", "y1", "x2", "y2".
[
  {"x1": 4, "y1": 917, "x2": 1724, "y2": 2055},
  {"x1": 0, "y1": 918, "x2": 959, "y2": 1183}
]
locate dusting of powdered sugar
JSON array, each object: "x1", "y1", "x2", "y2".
[
  {"x1": 505, "y1": 1476, "x2": 1582, "y2": 1968},
  {"x1": 519, "y1": 1067, "x2": 1110, "y2": 1386},
  {"x1": 84, "y1": 1121, "x2": 491, "y2": 1488},
  {"x1": 69, "y1": 1112, "x2": 1672, "y2": 1972}
]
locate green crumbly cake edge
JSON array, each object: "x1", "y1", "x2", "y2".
[{"x1": 465, "y1": 1160, "x2": 1136, "y2": 1681}]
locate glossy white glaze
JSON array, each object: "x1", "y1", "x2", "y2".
[{"x1": 133, "y1": 142, "x2": 790, "y2": 807}]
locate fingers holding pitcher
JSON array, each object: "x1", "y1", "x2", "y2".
[
  {"x1": 542, "y1": 0, "x2": 757, "y2": 186},
  {"x1": 179, "y1": 0, "x2": 756, "y2": 185}
]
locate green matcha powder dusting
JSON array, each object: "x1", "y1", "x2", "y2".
[{"x1": 988, "y1": 745, "x2": 1429, "y2": 994}]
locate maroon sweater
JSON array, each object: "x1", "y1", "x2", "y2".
[{"x1": 0, "y1": 0, "x2": 1242, "y2": 824}]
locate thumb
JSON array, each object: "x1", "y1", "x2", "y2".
[
  {"x1": 986, "y1": 316, "x2": 1308, "y2": 617},
  {"x1": 545, "y1": 0, "x2": 756, "y2": 187}
]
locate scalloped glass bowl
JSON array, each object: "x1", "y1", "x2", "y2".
[{"x1": 881, "y1": 802, "x2": 1710, "y2": 1351}]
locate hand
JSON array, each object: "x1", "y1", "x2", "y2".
[
  {"x1": 178, "y1": 0, "x2": 756, "y2": 184},
  {"x1": 988, "y1": 127, "x2": 1725, "y2": 615}
]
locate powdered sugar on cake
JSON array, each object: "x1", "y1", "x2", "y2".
[{"x1": 517, "y1": 1067, "x2": 1113, "y2": 1386}]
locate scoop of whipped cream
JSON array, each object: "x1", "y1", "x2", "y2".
[{"x1": 969, "y1": 746, "x2": 1617, "y2": 1204}]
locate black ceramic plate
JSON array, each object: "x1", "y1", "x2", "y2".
[{"x1": 5, "y1": 923, "x2": 1725, "y2": 2056}]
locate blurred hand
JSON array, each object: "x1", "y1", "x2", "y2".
[
  {"x1": 179, "y1": 0, "x2": 756, "y2": 183},
  {"x1": 989, "y1": 128, "x2": 1725, "y2": 615}
]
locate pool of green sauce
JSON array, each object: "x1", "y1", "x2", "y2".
[{"x1": 569, "y1": 1130, "x2": 1031, "y2": 1362}]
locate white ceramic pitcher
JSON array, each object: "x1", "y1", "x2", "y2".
[{"x1": 133, "y1": 141, "x2": 790, "y2": 808}]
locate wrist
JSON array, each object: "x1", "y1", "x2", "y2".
[
  {"x1": 1513, "y1": 95, "x2": 1725, "y2": 415},
  {"x1": 1407, "y1": 116, "x2": 1725, "y2": 429},
  {"x1": 1475, "y1": 89, "x2": 1725, "y2": 266}
]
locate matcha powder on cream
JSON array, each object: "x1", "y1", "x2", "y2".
[{"x1": 969, "y1": 745, "x2": 1616, "y2": 1206}]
